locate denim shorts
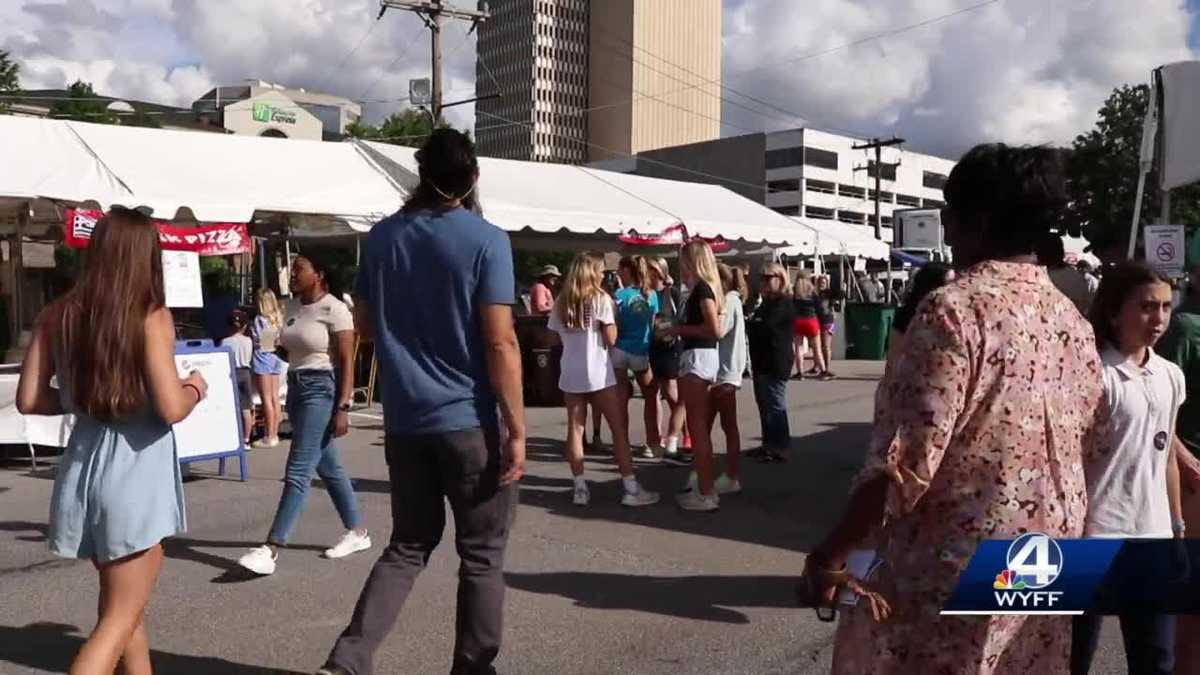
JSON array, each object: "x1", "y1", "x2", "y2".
[{"x1": 679, "y1": 348, "x2": 718, "y2": 383}]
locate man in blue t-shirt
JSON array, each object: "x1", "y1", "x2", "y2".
[{"x1": 322, "y1": 130, "x2": 525, "y2": 675}]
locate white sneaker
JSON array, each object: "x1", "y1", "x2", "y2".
[
  {"x1": 715, "y1": 474, "x2": 742, "y2": 495},
  {"x1": 238, "y1": 545, "x2": 278, "y2": 575},
  {"x1": 324, "y1": 530, "x2": 372, "y2": 559},
  {"x1": 676, "y1": 490, "x2": 719, "y2": 512},
  {"x1": 620, "y1": 484, "x2": 661, "y2": 507},
  {"x1": 252, "y1": 437, "x2": 280, "y2": 449},
  {"x1": 640, "y1": 445, "x2": 658, "y2": 459},
  {"x1": 572, "y1": 483, "x2": 591, "y2": 506}
]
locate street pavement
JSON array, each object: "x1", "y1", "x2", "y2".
[{"x1": 0, "y1": 361, "x2": 1125, "y2": 674}]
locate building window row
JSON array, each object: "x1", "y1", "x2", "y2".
[
  {"x1": 923, "y1": 171, "x2": 948, "y2": 190},
  {"x1": 765, "y1": 145, "x2": 840, "y2": 171},
  {"x1": 805, "y1": 179, "x2": 836, "y2": 195}
]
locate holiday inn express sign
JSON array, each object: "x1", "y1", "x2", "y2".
[{"x1": 252, "y1": 102, "x2": 297, "y2": 125}]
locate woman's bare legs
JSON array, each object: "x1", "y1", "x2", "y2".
[
  {"x1": 590, "y1": 386, "x2": 635, "y2": 477},
  {"x1": 563, "y1": 394, "x2": 588, "y2": 477},
  {"x1": 708, "y1": 385, "x2": 740, "y2": 480},
  {"x1": 72, "y1": 545, "x2": 164, "y2": 675},
  {"x1": 807, "y1": 336, "x2": 827, "y2": 374},
  {"x1": 679, "y1": 375, "x2": 716, "y2": 495},
  {"x1": 793, "y1": 335, "x2": 806, "y2": 377},
  {"x1": 633, "y1": 368, "x2": 661, "y2": 449}
]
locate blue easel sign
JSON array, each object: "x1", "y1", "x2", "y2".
[{"x1": 173, "y1": 339, "x2": 247, "y2": 481}]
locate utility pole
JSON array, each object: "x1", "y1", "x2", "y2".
[
  {"x1": 379, "y1": 1, "x2": 491, "y2": 123},
  {"x1": 852, "y1": 137, "x2": 906, "y2": 241}
]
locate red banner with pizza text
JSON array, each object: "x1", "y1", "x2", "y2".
[{"x1": 64, "y1": 209, "x2": 251, "y2": 256}]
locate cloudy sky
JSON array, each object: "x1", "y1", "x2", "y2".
[{"x1": 2, "y1": 0, "x2": 1197, "y2": 159}]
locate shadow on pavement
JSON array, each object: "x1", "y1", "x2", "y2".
[
  {"x1": 164, "y1": 537, "x2": 326, "y2": 583},
  {"x1": 514, "y1": 424, "x2": 872, "y2": 553},
  {"x1": 0, "y1": 622, "x2": 306, "y2": 674},
  {"x1": 504, "y1": 572, "x2": 798, "y2": 623}
]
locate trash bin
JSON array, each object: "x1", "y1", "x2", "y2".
[
  {"x1": 843, "y1": 303, "x2": 895, "y2": 360},
  {"x1": 516, "y1": 316, "x2": 563, "y2": 407},
  {"x1": 526, "y1": 346, "x2": 564, "y2": 407}
]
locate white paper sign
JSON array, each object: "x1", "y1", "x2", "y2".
[
  {"x1": 162, "y1": 250, "x2": 204, "y2": 308},
  {"x1": 173, "y1": 351, "x2": 242, "y2": 460},
  {"x1": 1144, "y1": 224, "x2": 1186, "y2": 274},
  {"x1": 894, "y1": 209, "x2": 943, "y2": 250}
]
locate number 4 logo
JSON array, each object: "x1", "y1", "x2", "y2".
[{"x1": 1005, "y1": 533, "x2": 1063, "y2": 589}]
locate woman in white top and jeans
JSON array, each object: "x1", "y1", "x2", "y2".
[
  {"x1": 550, "y1": 252, "x2": 659, "y2": 508},
  {"x1": 1073, "y1": 261, "x2": 1187, "y2": 675},
  {"x1": 238, "y1": 253, "x2": 370, "y2": 575}
]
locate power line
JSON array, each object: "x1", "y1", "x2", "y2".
[
  {"x1": 587, "y1": 28, "x2": 872, "y2": 139},
  {"x1": 358, "y1": 24, "x2": 423, "y2": 100},
  {"x1": 733, "y1": 0, "x2": 1003, "y2": 74},
  {"x1": 575, "y1": 0, "x2": 1003, "y2": 139},
  {"x1": 473, "y1": 109, "x2": 780, "y2": 196},
  {"x1": 319, "y1": 14, "x2": 384, "y2": 92},
  {"x1": 464, "y1": 23, "x2": 502, "y2": 95}
]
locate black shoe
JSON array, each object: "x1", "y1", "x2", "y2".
[
  {"x1": 745, "y1": 447, "x2": 767, "y2": 459},
  {"x1": 662, "y1": 451, "x2": 693, "y2": 467}
]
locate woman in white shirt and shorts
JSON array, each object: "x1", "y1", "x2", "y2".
[{"x1": 550, "y1": 252, "x2": 659, "y2": 509}]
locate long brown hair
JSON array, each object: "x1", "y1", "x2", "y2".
[
  {"x1": 55, "y1": 207, "x2": 165, "y2": 422},
  {"x1": 718, "y1": 263, "x2": 748, "y2": 299}
]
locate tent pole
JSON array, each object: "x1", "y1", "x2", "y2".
[
  {"x1": 1162, "y1": 189, "x2": 1172, "y2": 225},
  {"x1": 258, "y1": 238, "x2": 268, "y2": 292},
  {"x1": 13, "y1": 202, "x2": 27, "y2": 347},
  {"x1": 1128, "y1": 170, "x2": 1149, "y2": 260}
]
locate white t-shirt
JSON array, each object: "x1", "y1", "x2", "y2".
[
  {"x1": 279, "y1": 294, "x2": 355, "y2": 371},
  {"x1": 1084, "y1": 347, "x2": 1186, "y2": 538},
  {"x1": 222, "y1": 333, "x2": 253, "y2": 369},
  {"x1": 548, "y1": 293, "x2": 617, "y2": 394}
]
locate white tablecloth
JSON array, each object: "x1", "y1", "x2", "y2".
[{"x1": 0, "y1": 373, "x2": 75, "y2": 447}]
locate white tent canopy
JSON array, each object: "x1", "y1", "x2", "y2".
[
  {"x1": 361, "y1": 141, "x2": 811, "y2": 251},
  {"x1": 787, "y1": 217, "x2": 891, "y2": 260},
  {"x1": 0, "y1": 116, "x2": 404, "y2": 233}
]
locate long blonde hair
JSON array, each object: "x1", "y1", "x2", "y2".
[
  {"x1": 760, "y1": 262, "x2": 792, "y2": 296},
  {"x1": 555, "y1": 252, "x2": 607, "y2": 330},
  {"x1": 793, "y1": 272, "x2": 816, "y2": 300},
  {"x1": 618, "y1": 255, "x2": 651, "y2": 296},
  {"x1": 681, "y1": 241, "x2": 724, "y2": 313},
  {"x1": 257, "y1": 288, "x2": 283, "y2": 330}
]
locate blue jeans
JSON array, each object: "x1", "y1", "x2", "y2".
[
  {"x1": 268, "y1": 370, "x2": 361, "y2": 545},
  {"x1": 752, "y1": 374, "x2": 790, "y2": 451},
  {"x1": 1072, "y1": 613, "x2": 1175, "y2": 674}
]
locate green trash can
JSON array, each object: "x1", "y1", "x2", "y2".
[{"x1": 844, "y1": 302, "x2": 895, "y2": 360}]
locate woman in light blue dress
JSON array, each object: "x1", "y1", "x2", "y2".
[{"x1": 17, "y1": 207, "x2": 208, "y2": 675}]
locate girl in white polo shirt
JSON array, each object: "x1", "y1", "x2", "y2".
[
  {"x1": 549, "y1": 252, "x2": 659, "y2": 508},
  {"x1": 1073, "y1": 261, "x2": 1186, "y2": 675}
]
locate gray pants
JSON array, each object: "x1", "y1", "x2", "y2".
[{"x1": 326, "y1": 427, "x2": 518, "y2": 675}]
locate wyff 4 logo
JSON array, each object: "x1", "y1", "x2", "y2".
[{"x1": 992, "y1": 533, "x2": 1065, "y2": 609}]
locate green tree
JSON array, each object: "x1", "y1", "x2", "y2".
[
  {"x1": 346, "y1": 108, "x2": 474, "y2": 147},
  {"x1": 49, "y1": 80, "x2": 117, "y2": 124},
  {"x1": 513, "y1": 250, "x2": 575, "y2": 287},
  {"x1": 0, "y1": 50, "x2": 19, "y2": 113},
  {"x1": 1067, "y1": 84, "x2": 1200, "y2": 259}
]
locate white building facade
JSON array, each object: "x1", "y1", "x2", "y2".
[{"x1": 762, "y1": 128, "x2": 955, "y2": 238}]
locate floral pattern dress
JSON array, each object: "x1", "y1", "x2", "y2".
[{"x1": 832, "y1": 261, "x2": 1107, "y2": 675}]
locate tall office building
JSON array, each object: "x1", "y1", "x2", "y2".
[
  {"x1": 475, "y1": 0, "x2": 590, "y2": 163},
  {"x1": 474, "y1": 0, "x2": 721, "y2": 164}
]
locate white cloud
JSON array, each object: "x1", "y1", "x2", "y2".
[
  {"x1": 720, "y1": 0, "x2": 1197, "y2": 158},
  {"x1": 1, "y1": 0, "x2": 1196, "y2": 157}
]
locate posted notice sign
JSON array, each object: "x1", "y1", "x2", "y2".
[{"x1": 1144, "y1": 225, "x2": 1186, "y2": 274}]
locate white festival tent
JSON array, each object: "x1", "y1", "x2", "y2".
[
  {"x1": 786, "y1": 217, "x2": 891, "y2": 260},
  {"x1": 358, "y1": 140, "x2": 814, "y2": 254},
  {"x1": 0, "y1": 115, "x2": 405, "y2": 237}
]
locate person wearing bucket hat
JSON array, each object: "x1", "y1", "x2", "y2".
[{"x1": 531, "y1": 264, "x2": 562, "y2": 315}]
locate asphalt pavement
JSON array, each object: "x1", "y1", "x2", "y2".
[{"x1": 0, "y1": 361, "x2": 1125, "y2": 674}]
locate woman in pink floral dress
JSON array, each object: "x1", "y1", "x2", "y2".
[{"x1": 802, "y1": 144, "x2": 1108, "y2": 674}]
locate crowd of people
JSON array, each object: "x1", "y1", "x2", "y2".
[{"x1": 12, "y1": 128, "x2": 1200, "y2": 675}]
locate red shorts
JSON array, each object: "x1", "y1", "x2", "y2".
[{"x1": 793, "y1": 317, "x2": 820, "y2": 338}]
